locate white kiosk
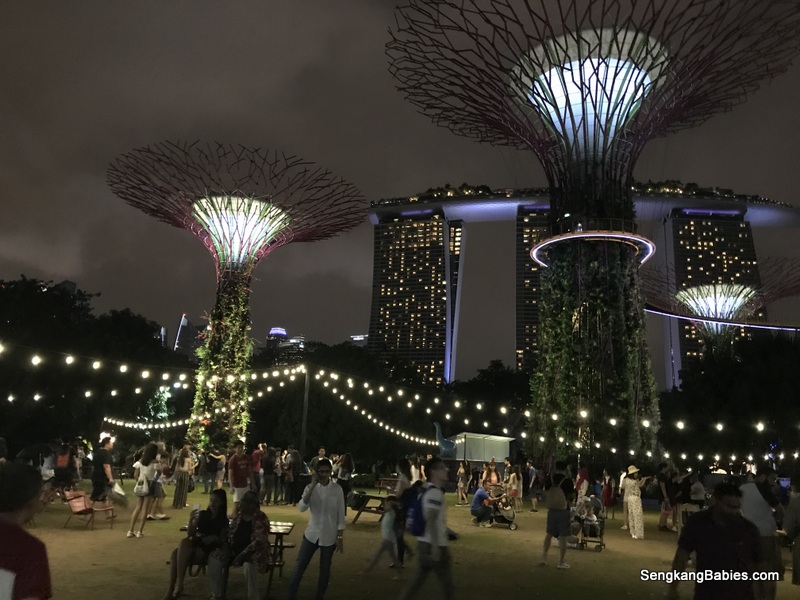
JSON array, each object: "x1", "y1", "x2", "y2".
[{"x1": 449, "y1": 432, "x2": 516, "y2": 463}]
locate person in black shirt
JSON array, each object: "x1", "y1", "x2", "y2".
[
  {"x1": 668, "y1": 481, "x2": 761, "y2": 600},
  {"x1": 164, "y1": 488, "x2": 228, "y2": 600},
  {"x1": 91, "y1": 437, "x2": 115, "y2": 502}
]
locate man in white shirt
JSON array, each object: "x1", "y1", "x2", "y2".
[
  {"x1": 398, "y1": 456, "x2": 455, "y2": 600},
  {"x1": 286, "y1": 458, "x2": 345, "y2": 600}
]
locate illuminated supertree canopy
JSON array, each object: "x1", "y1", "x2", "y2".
[
  {"x1": 676, "y1": 284, "x2": 757, "y2": 337},
  {"x1": 640, "y1": 258, "x2": 800, "y2": 340},
  {"x1": 108, "y1": 141, "x2": 365, "y2": 445},
  {"x1": 388, "y1": 1, "x2": 800, "y2": 458}
]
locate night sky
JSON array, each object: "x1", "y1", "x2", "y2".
[{"x1": 2, "y1": 1, "x2": 800, "y2": 383}]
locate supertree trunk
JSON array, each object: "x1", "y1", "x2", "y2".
[
  {"x1": 187, "y1": 268, "x2": 254, "y2": 447},
  {"x1": 530, "y1": 239, "x2": 659, "y2": 461}
]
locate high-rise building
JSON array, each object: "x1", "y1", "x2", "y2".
[
  {"x1": 662, "y1": 207, "x2": 762, "y2": 383},
  {"x1": 367, "y1": 209, "x2": 464, "y2": 386},
  {"x1": 174, "y1": 313, "x2": 205, "y2": 360},
  {"x1": 369, "y1": 185, "x2": 793, "y2": 388},
  {"x1": 515, "y1": 207, "x2": 550, "y2": 373},
  {"x1": 265, "y1": 326, "x2": 305, "y2": 364}
]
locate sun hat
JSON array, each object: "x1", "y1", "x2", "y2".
[{"x1": 627, "y1": 465, "x2": 639, "y2": 475}]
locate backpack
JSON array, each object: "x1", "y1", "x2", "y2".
[
  {"x1": 405, "y1": 484, "x2": 430, "y2": 537},
  {"x1": 347, "y1": 490, "x2": 367, "y2": 510},
  {"x1": 56, "y1": 452, "x2": 71, "y2": 469}
]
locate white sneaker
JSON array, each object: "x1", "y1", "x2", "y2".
[
  {"x1": 134, "y1": 531, "x2": 144, "y2": 538},
  {"x1": 126, "y1": 530, "x2": 134, "y2": 538},
  {"x1": 621, "y1": 525, "x2": 628, "y2": 530},
  {"x1": 557, "y1": 562, "x2": 570, "y2": 569},
  {"x1": 669, "y1": 526, "x2": 678, "y2": 532}
]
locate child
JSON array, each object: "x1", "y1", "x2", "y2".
[{"x1": 365, "y1": 496, "x2": 399, "y2": 571}]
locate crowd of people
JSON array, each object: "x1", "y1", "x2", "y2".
[{"x1": 1, "y1": 433, "x2": 800, "y2": 600}]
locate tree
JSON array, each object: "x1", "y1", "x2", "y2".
[
  {"x1": 659, "y1": 333, "x2": 800, "y2": 471},
  {"x1": 0, "y1": 277, "x2": 192, "y2": 453}
]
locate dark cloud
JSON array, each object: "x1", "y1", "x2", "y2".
[{"x1": 1, "y1": 1, "x2": 799, "y2": 382}]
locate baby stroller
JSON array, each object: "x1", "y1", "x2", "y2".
[
  {"x1": 491, "y1": 495, "x2": 518, "y2": 531},
  {"x1": 576, "y1": 496, "x2": 605, "y2": 551}
]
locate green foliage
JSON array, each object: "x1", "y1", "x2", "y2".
[
  {"x1": 0, "y1": 276, "x2": 192, "y2": 453},
  {"x1": 527, "y1": 242, "x2": 659, "y2": 464},
  {"x1": 187, "y1": 270, "x2": 254, "y2": 447}
]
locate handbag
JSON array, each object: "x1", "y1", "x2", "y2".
[
  {"x1": 110, "y1": 481, "x2": 129, "y2": 507},
  {"x1": 133, "y1": 475, "x2": 150, "y2": 497}
]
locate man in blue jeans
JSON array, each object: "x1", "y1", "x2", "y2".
[
  {"x1": 470, "y1": 481, "x2": 496, "y2": 527},
  {"x1": 286, "y1": 458, "x2": 345, "y2": 600}
]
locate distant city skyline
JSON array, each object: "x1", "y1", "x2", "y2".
[{"x1": 2, "y1": 3, "x2": 800, "y2": 384}]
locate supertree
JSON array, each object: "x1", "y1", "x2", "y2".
[
  {"x1": 107, "y1": 141, "x2": 365, "y2": 445},
  {"x1": 640, "y1": 258, "x2": 800, "y2": 350},
  {"x1": 387, "y1": 0, "x2": 800, "y2": 458}
]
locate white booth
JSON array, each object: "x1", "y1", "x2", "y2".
[{"x1": 448, "y1": 432, "x2": 516, "y2": 463}]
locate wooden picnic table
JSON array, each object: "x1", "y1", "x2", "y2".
[
  {"x1": 351, "y1": 494, "x2": 387, "y2": 524},
  {"x1": 269, "y1": 521, "x2": 295, "y2": 578},
  {"x1": 377, "y1": 477, "x2": 399, "y2": 494}
]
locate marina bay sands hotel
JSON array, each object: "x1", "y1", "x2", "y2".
[{"x1": 366, "y1": 183, "x2": 798, "y2": 388}]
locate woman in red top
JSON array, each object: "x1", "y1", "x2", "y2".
[{"x1": 601, "y1": 468, "x2": 617, "y2": 519}]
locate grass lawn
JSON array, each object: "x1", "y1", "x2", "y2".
[{"x1": 30, "y1": 484, "x2": 795, "y2": 599}]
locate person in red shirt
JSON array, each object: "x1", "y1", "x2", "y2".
[
  {"x1": 0, "y1": 461, "x2": 53, "y2": 600},
  {"x1": 228, "y1": 441, "x2": 252, "y2": 517},
  {"x1": 251, "y1": 443, "x2": 264, "y2": 494}
]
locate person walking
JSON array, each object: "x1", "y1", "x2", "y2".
[
  {"x1": 667, "y1": 481, "x2": 761, "y2": 600},
  {"x1": 394, "y1": 457, "x2": 415, "y2": 568},
  {"x1": 90, "y1": 436, "x2": 115, "y2": 505},
  {"x1": 398, "y1": 456, "x2": 455, "y2": 600},
  {"x1": 364, "y1": 496, "x2": 400, "y2": 571},
  {"x1": 539, "y1": 461, "x2": 575, "y2": 569},
  {"x1": 286, "y1": 458, "x2": 345, "y2": 600},
  {"x1": 228, "y1": 441, "x2": 251, "y2": 517},
  {"x1": 128, "y1": 442, "x2": 159, "y2": 538}
]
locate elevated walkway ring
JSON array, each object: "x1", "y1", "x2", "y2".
[{"x1": 530, "y1": 228, "x2": 656, "y2": 268}]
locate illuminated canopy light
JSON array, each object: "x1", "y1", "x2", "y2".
[
  {"x1": 194, "y1": 196, "x2": 291, "y2": 268},
  {"x1": 676, "y1": 284, "x2": 757, "y2": 335},
  {"x1": 531, "y1": 230, "x2": 655, "y2": 268},
  {"x1": 514, "y1": 29, "x2": 665, "y2": 159}
]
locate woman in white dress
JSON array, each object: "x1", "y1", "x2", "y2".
[{"x1": 620, "y1": 465, "x2": 650, "y2": 540}]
